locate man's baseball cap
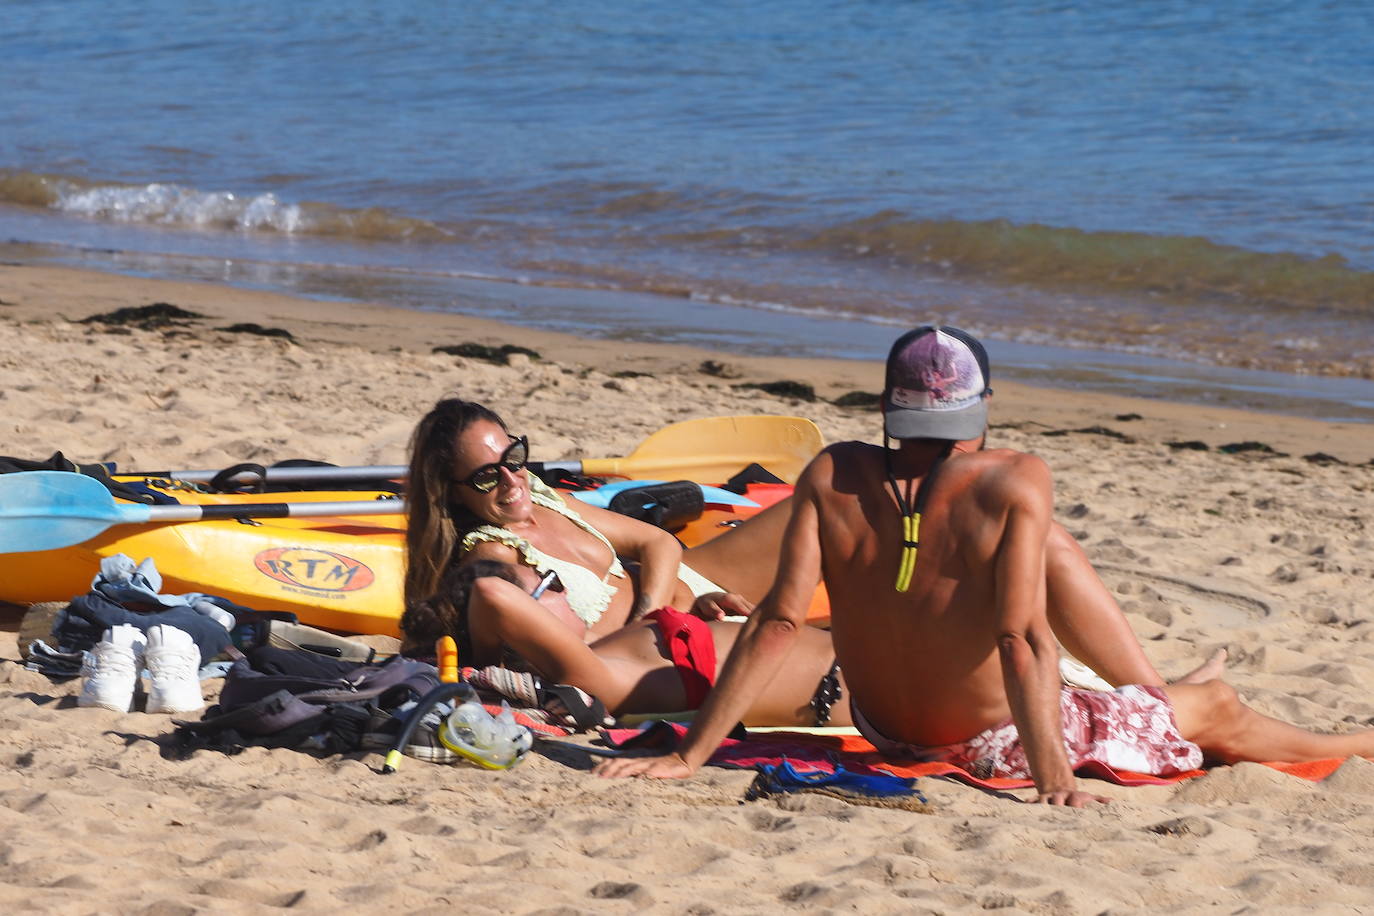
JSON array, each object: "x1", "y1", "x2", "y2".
[{"x1": 883, "y1": 326, "x2": 992, "y2": 440}]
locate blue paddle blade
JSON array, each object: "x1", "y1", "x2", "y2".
[
  {"x1": 0, "y1": 471, "x2": 152, "y2": 554},
  {"x1": 572, "y1": 480, "x2": 759, "y2": 509}
]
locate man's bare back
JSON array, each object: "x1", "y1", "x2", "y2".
[{"x1": 814, "y1": 438, "x2": 1053, "y2": 747}]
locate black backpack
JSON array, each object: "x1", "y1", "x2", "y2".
[{"x1": 166, "y1": 648, "x2": 440, "y2": 759}]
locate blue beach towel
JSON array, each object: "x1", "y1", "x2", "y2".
[{"x1": 745, "y1": 758, "x2": 928, "y2": 806}]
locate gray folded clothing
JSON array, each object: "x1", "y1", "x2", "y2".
[{"x1": 24, "y1": 639, "x2": 85, "y2": 679}]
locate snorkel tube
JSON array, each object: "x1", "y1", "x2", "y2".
[
  {"x1": 381, "y1": 681, "x2": 479, "y2": 774},
  {"x1": 382, "y1": 681, "x2": 534, "y2": 773}
]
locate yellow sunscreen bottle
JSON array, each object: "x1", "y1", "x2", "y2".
[{"x1": 436, "y1": 635, "x2": 458, "y2": 683}]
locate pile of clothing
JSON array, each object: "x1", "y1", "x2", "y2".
[
  {"x1": 27, "y1": 553, "x2": 603, "y2": 768},
  {"x1": 25, "y1": 554, "x2": 244, "y2": 714}
]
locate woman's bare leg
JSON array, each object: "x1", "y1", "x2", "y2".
[
  {"x1": 704, "y1": 619, "x2": 851, "y2": 727},
  {"x1": 1167, "y1": 680, "x2": 1374, "y2": 763},
  {"x1": 682, "y1": 497, "x2": 794, "y2": 602},
  {"x1": 745, "y1": 646, "x2": 852, "y2": 728}
]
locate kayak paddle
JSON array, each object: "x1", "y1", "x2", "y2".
[
  {"x1": 0, "y1": 465, "x2": 781, "y2": 554},
  {"x1": 0, "y1": 471, "x2": 404, "y2": 555},
  {"x1": 572, "y1": 414, "x2": 823, "y2": 484},
  {"x1": 571, "y1": 479, "x2": 758, "y2": 508},
  {"x1": 130, "y1": 414, "x2": 825, "y2": 487}
]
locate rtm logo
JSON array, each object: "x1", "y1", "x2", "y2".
[{"x1": 254, "y1": 548, "x2": 376, "y2": 593}]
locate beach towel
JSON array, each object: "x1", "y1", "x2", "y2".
[
  {"x1": 602, "y1": 723, "x2": 1346, "y2": 789},
  {"x1": 460, "y1": 665, "x2": 596, "y2": 736}
]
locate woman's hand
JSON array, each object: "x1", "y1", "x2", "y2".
[{"x1": 690, "y1": 591, "x2": 755, "y2": 621}]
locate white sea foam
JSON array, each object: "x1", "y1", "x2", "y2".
[
  {"x1": 53, "y1": 182, "x2": 306, "y2": 233},
  {"x1": 690, "y1": 289, "x2": 902, "y2": 327}
]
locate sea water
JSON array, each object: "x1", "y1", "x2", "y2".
[{"x1": 3, "y1": 0, "x2": 1373, "y2": 418}]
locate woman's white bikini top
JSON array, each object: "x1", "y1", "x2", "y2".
[
  {"x1": 459, "y1": 477, "x2": 625, "y2": 627},
  {"x1": 458, "y1": 477, "x2": 724, "y2": 627}
]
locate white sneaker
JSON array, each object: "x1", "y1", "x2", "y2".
[
  {"x1": 77, "y1": 625, "x2": 146, "y2": 713},
  {"x1": 144, "y1": 624, "x2": 203, "y2": 714}
]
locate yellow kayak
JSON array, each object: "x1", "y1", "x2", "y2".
[{"x1": 0, "y1": 478, "x2": 409, "y2": 635}]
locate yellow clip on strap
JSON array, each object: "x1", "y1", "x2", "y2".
[
  {"x1": 895, "y1": 513, "x2": 920, "y2": 592},
  {"x1": 885, "y1": 439, "x2": 950, "y2": 594}
]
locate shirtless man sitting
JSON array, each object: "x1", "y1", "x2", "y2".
[{"x1": 597, "y1": 325, "x2": 1374, "y2": 806}]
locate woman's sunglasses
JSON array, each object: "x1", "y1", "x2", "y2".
[
  {"x1": 530, "y1": 569, "x2": 565, "y2": 599},
  {"x1": 455, "y1": 435, "x2": 529, "y2": 493}
]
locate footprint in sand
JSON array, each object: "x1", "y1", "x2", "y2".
[{"x1": 1097, "y1": 564, "x2": 1272, "y2": 627}]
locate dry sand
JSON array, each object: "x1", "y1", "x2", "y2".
[{"x1": 2, "y1": 262, "x2": 1373, "y2": 914}]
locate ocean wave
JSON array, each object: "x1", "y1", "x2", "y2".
[
  {"x1": 0, "y1": 170, "x2": 450, "y2": 242},
  {"x1": 785, "y1": 214, "x2": 1374, "y2": 314},
  {"x1": 659, "y1": 212, "x2": 1374, "y2": 314}
]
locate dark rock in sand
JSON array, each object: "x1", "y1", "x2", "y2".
[
  {"x1": 699, "y1": 359, "x2": 744, "y2": 379},
  {"x1": 1302, "y1": 452, "x2": 1344, "y2": 466},
  {"x1": 832, "y1": 391, "x2": 882, "y2": 409},
  {"x1": 1166, "y1": 440, "x2": 1211, "y2": 451},
  {"x1": 433, "y1": 342, "x2": 540, "y2": 364},
  {"x1": 1219, "y1": 441, "x2": 1286, "y2": 456},
  {"x1": 80, "y1": 302, "x2": 206, "y2": 330},
  {"x1": 1041, "y1": 426, "x2": 1134, "y2": 442},
  {"x1": 218, "y1": 323, "x2": 296, "y2": 340},
  {"x1": 1078, "y1": 425, "x2": 1133, "y2": 441}
]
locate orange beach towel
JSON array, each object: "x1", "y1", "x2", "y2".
[{"x1": 602, "y1": 724, "x2": 1347, "y2": 790}]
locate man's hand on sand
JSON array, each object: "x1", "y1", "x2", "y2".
[
  {"x1": 690, "y1": 591, "x2": 755, "y2": 621},
  {"x1": 594, "y1": 752, "x2": 696, "y2": 780},
  {"x1": 1034, "y1": 790, "x2": 1110, "y2": 807}
]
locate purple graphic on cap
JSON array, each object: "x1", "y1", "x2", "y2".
[{"x1": 890, "y1": 331, "x2": 983, "y2": 409}]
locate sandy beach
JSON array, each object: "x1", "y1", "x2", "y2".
[{"x1": 3, "y1": 261, "x2": 1374, "y2": 914}]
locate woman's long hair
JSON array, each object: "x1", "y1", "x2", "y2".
[
  {"x1": 400, "y1": 558, "x2": 519, "y2": 659},
  {"x1": 403, "y1": 398, "x2": 508, "y2": 613}
]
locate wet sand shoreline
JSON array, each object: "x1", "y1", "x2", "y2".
[
  {"x1": 2, "y1": 261, "x2": 1370, "y2": 466},
  {"x1": 10, "y1": 239, "x2": 1374, "y2": 422}
]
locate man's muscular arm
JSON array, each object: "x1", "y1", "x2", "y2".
[{"x1": 990, "y1": 454, "x2": 1107, "y2": 807}]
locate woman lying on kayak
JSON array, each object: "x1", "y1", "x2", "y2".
[
  {"x1": 402, "y1": 558, "x2": 849, "y2": 726},
  {"x1": 404, "y1": 398, "x2": 794, "y2": 640}
]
